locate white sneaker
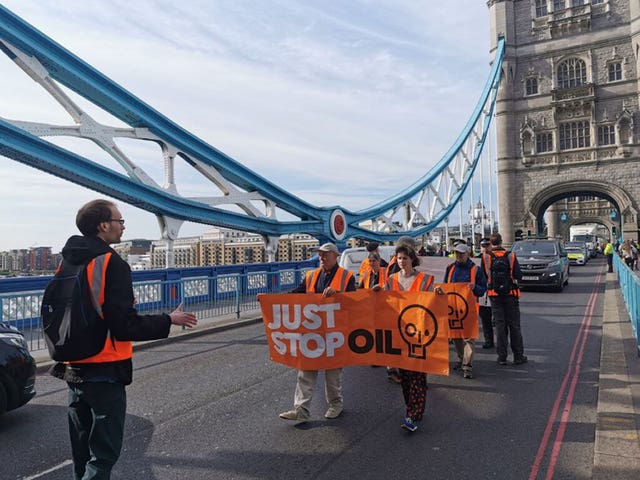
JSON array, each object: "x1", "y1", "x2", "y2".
[
  {"x1": 279, "y1": 408, "x2": 310, "y2": 422},
  {"x1": 324, "y1": 405, "x2": 343, "y2": 419}
]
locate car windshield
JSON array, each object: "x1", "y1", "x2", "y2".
[
  {"x1": 513, "y1": 242, "x2": 558, "y2": 256},
  {"x1": 566, "y1": 247, "x2": 583, "y2": 253}
]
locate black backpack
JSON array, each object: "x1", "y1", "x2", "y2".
[
  {"x1": 41, "y1": 258, "x2": 108, "y2": 361},
  {"x1": 488, "y1": 251, "x2": 514, "y2": 296}
]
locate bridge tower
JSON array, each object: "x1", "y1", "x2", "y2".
[{"x1": 488, "y1": 0, "x2": 640, "y2": 244}]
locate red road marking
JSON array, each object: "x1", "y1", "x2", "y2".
[{"x1": 528, "y1": 268, "x2": 604, "y2": 480}]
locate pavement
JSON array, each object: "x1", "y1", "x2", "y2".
[
  {"x1": 31, "y1": 270, "x2": 640, "y2": 478},
  {"x1": 593, "y1": 272, "x2": 640, "y2": 478}
]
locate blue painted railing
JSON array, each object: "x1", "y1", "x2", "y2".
[
  {"x1": 0, "y1": 260, "x2": 316, "y2": 352},
  {"x1": 614, "y1": 254, "x2": 640, "y2": 357}
]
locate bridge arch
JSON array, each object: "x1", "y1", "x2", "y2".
[{"x1": 527, "y1": 180, "x2": 637, "y2": 239}]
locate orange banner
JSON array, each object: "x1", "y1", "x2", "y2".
[
  {"x1": 434, "y1": 283, "x2": 479, "y2": 339},
  {"x1": 258, "y1": 289, "x2": 450, "y2": 375}
]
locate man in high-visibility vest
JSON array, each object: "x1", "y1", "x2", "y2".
[
  {"x1": 481, "y1": 232, "x2": 526, "y2": 366},
  {"x1": 50, "y1": 199, "x2": 198, "y2": 480},
  {"x1": 603, "y1": 240, "x2": 614, "y2": 272},
  {"x1": 279, "y1": 242, "x2": 356, "y2": 423},
  {"x1": 439, "y1": 241, "x2": 487, "y2": 379}
]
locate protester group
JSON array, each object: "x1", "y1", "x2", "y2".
[
  {"x1": 277, "y1": 232, "x2": 527, "y2": 433},
  {"x1": 45, "y1": 198, "x2": 532, "y2": 479}
]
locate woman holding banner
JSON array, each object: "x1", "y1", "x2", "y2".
[{"x1": 383, "y1": 243, "x2": 436, "y2": 432}]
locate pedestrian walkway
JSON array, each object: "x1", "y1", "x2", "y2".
[{"x1": 593, "y1": 273, "x2": 640, "y2": 479}]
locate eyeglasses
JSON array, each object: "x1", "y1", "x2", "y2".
[{"x1": 109, "y1": 219, "x2": 125, "y2": 225}]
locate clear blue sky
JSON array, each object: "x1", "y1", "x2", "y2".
[{"x1": 0, "y1": 1, "x2": 491, "y2": 251}]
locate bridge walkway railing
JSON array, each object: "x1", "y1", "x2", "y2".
[
  {"x1": 0, "y1": 260, "x2": 315, "y2": 353},
  {"x1": 614, "y1": 254, "x2": 640, "y2": 357}
]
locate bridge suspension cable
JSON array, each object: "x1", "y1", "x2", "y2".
[{"x1": 0, "y1": 5, "x2": 505, "y2": 254}]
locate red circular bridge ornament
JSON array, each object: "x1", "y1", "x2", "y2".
[{"x1": 330, "y1": 209, "x2": 347, "y2": 241}]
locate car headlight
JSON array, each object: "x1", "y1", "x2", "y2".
[
  {"x1": 0, "y1": 332, "x2": 28, "y2": 350},
  {"x1": 548, "y1": 259, "x2": 561, "y2": 267}
]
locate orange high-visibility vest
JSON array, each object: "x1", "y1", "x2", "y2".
[
  {"x1": 305, "y1": 266, "x2": 354, "y2": 293},
  {"x1": 482, "y1": 250, "x2": 520, "y2": 298},
  {"x1": 361, "y1": 267, "x2": 387, "y2": 289},
  {"x1": 388, "y1": 271, "x2": 433, "y2": 292},
  {"x1": 359, "y1": 258, "x2": 371, "y2": 278},
  {"x1": 72, "y1": 252, "x2": 134, "y2": 364}
]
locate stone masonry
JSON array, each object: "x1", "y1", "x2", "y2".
[{"x1": 488, "y1": 0, "x2": 639, "y2": 244}]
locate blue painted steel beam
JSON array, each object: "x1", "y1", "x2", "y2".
[
  {"x1": 0, "y1": 119, "x2": 321, "y2": 236},
  {"x1": 0, "y1": 5, "x2": 504, "y2": 243}
]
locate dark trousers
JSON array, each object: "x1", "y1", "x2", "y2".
[
  {"x1": 479, "y1": 305, "x2": 494, "y2": 345},
  {"x1": 606, "y1": 254, "x2": 613, "y2": 272},
  {"x1": 399, "y1": 369, "x2": 427, "y2": 421},
  {"x1": 68, "y1": 382, "x2": 126, "y2": 480},
  {"x1": 489, "y1": 295, "x2": 524, "y2": 361}
]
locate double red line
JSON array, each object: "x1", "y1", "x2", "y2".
[{"x1": 528, "y1": 268, "x2": 604, "y2": 480}]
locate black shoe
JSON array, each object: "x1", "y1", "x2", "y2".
[
  {"x1": 482, "y1": 342, "x2": 494, "y2": 349},
  {"x1": 513, "y1": 356, "x2": 528, "y2": 365},
  {"x1": 497, "y1": 358, "x2": 507, "y2": 365}
]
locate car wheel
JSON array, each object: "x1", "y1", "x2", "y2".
[{"x1": 0, "y1": 382, "x2": 7, "y2": 415}]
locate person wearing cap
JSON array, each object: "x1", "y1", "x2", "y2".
[
  {"x1": 480, "y1": 232, "x2": 527, "y2": 366},
  {"x1": 435, "y1": 241, "x2": 487, "y2": 379},
  {"x1": 279, "y1": 242, "x2": 356, "y2": 423},
  {"x1": 383, "y1": 243, "x2": 440, "y2": 432},
  {"x1": 479, "y1": 238, "x2": 495, "y2": 349},
  {"x1": 358, "y1": 242, "x2": 389, "y2": 279}
]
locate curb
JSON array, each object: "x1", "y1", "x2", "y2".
[{"x1": 593, "y1": 273, "x2": 640, "y2": 478}]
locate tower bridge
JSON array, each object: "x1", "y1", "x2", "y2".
[
  {"x1": 490, "y1": 0, "x2": 640, "y2": 244},
  {"x1": 0, "y1": 2, "x2": 639, "y2": 258}
]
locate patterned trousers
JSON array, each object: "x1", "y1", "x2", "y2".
[{"x1": 399, "y1": 369, "x2": 427, "y2": 420}]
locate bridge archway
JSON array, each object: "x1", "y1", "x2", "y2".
[{"x1": 527, "y1": 180, "x2": 637, "y2": 240}]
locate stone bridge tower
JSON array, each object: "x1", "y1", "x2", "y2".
[{"x1": 488, "y1": 0, "x2": 640, "y2": 244}]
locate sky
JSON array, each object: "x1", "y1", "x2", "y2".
[{"x1": 0, "y1": 1, "x2": 492, "y2": 252}]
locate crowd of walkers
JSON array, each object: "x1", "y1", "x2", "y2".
[{"x1": 279, "y1": 232, "x2": 526, "y2": 433}]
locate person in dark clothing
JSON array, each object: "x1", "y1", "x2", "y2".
[
  {"x1": 279, "y1": 242, "x2": 356, "y2": 422},
  {"x1": 479, "y1": 238, "x2": 495, "y2": 349},
  {"x1": 50, "y1": 199, "x2": 197, "y2": 480},
  {"x1": 481, "y1": 232, "x2": 527, "y2": 366}
]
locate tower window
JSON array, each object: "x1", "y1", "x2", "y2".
[
  {"x1": 536, "y1": 133, "x2": 553, "y2": 153},
  {"x1": 598, "y1": 125, "x2": 615, "y2": 145},
  {"x1": 535, "y1": 0, "x2": 548, "y2": 17},
  {"x1": 526, "y1": 77, "x2": 539, "y2": 95},
  {"x1": 608, "y1": 62, "x2": 622, "y2": 82},
  {"x1": 557, "y1": 58, "x2": 587, "y2": 88},
  {"x1": 559, "y1": 121, "x2": 590, "y2": 150}
]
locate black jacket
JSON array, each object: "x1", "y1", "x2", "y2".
[{"x1": 50, "y1": 235, "x2": 172, "y2": 385}]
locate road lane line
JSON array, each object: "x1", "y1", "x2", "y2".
[
  {"x1": 21, "y1": 459, "x2": 73, "y2": 479},
  {"x1": 528, "y1": 268, "x2": 603, "y2": 480}
]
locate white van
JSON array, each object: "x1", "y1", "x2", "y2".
[{"x1": 339, "y1": 245, "x2": 395, "y2": 282}]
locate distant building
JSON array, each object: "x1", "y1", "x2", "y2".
[
  {"x1": 151, "y1": 236, "x2": 200, "y2": 269},
  {"x1": 113, "y1": 239, "x2": 152, "y2": 263},
  {"x1": 127, "y1": 254, "x2": 152, "y2": 271},
  {"x1": 29, "y1": 246, "x2": 53, "y2": 271}
]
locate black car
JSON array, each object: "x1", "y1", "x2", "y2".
[
  {"x1": 0, "y1": 322, "x2": 36, "y2": 414},
  {"x1": 511, "y1": 239, "x2": 570, "y2": 292}
]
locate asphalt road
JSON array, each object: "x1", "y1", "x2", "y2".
[{"x1": 1, "y1": 258, "x2": 608, "y2": 480}]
